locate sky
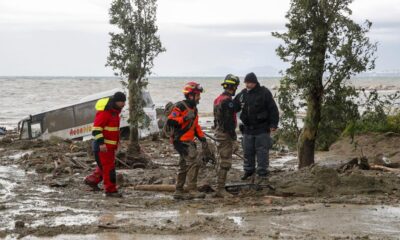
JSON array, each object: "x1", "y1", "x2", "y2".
[{"x1": 0, "y1": 0, "x2": 399, "y2": 76}]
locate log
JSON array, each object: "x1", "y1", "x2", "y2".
[
  {"x1": 370, "y1": 164, "x2": 400, "y2": 173},
  {"x1": 131, "y1": 184, "x2": 176, "y2": 192},
  {"x1": 130, "y1": 184, "x2": 214, "y2": 192}
]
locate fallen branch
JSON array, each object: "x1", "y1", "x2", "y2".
[
  {"x1": 370, "y1": 164, "x2": 400, "y2": 173},
  {"x1": 130, "y1": 184, "x2": 176, "y2": 192},
  {"x1": 73, "y1": 158, "x2": 89, "y2": 169}
]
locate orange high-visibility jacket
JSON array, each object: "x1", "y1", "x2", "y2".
[
  {"x1": 167, "y1": 101, "x2": 205, "y2": 142},
  {"x1": 92, "y1": 98, "x2": 121, "y2": 150}
]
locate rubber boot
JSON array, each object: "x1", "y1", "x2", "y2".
[
  {"x1": 105, "y1": 192, "x2": 123, "y2": 198},
  {"x1": 84, "y1": 179, "x2": 101, "y2": 191},
  {"x1": 173, "y1": 188, "x2": 194, "y2": 200},
  {"x1": 213, "y1": 168, "x2": 233, "y2": 198},
  {"x1": 185, "y1": 163, "x2": 205, "y2": 199}
]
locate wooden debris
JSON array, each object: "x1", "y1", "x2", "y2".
[{"x1": 369, "y1": 164, "x2": 400, "y2": 173}]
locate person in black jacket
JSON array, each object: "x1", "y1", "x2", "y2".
[{"x1": 234, "y1": 72, "x2": 279, "y2": 181}]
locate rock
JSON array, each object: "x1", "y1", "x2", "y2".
[
  {"x1": 0, "y1": 205, "x2": 6, "y2": 211},
  {"x1": 49, "y1": 180, "x2": 68, "y2": 188},
  {"x1": 15, "y1": 221, "x2": 25, "y2": 229}
]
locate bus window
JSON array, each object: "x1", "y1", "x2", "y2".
[
  {"x1": 31, "y1": 122, "x2": 42, "y2": 139},
  {"x1": 74, "y1": 100, "x2": 97, "y2": 126},
  {"x1": 20, "y1": 121, "x2": 30, "y2": 139},
  {"x1": 43, "y1": 108, "x2": 75, "y2": 133}
]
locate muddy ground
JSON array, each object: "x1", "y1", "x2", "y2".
[{"x1": 1, "y1": 131, "x2": 400, "y2": 239}]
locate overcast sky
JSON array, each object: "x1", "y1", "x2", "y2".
[{"x1": 0, "y1": 0, "x2": 399, "y2": 76}]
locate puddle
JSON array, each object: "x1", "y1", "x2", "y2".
[
  {"x1": 11, "y1": 204, "x2": 400, "y2": 239},
  {"x1": 21, "y1": 233, "x2": 232, "y2": 240},
  {"x1": 0, "y1": 165, "x2": 26, "y2": 199},
  {"x1": 227, "y1": 216, "x2": 244, "y2": 226},
  {"x1": 32, "y1": 214, "x2": 98, "y2": 228},
  {"x1": 270, "y1": 155, "x2": 297, "y2": 168},
  {"x1": 243, "y1": 204, "x2": 400, "y2": 238}
]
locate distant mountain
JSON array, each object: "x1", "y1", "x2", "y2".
[
  {"x1": 358, "y1": 70, "x2": 400, "y2": 77},
  {"x1": 242, "y1": 65, "x2": 281, "y2": 77},
  {"x1": 188, "y1": 65, "x2": 282, "y2": 77}
]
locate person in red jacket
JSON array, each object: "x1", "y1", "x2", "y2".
[
  {"x1": 167, "y1": 82, "x2": 210, "y2": 200},
  {"x1": 84, "y1": 92, "x2": 126, "y2": 198}
]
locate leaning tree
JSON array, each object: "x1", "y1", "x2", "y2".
[
  {"x1": 106, "y1": 0, "x2": 165, "y2": 159},
  {"x1": 273, "y1": 0, "x2": 377, "y2": 168}
]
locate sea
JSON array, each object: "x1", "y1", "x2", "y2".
[{"x1": 1, "y1": 76, "x2": 400, "y2": 130}]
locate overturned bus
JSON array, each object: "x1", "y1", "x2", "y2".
[{"x1": 18, "y1": 89, "x2": 159, "y2": 141}]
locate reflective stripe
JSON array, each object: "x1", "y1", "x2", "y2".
[
  {"x1": 224, "y1": 80, "x2": 237, "y2": 84},
  {"x1": 92, "y1": 127, "x2": 103, "y2": 131},
  {"x1": 104, "y1": 139, "x2": 118, "y2": 145},
  {"x1": 104, "y1": 126, "x2": 119, "y2": 131},
  {"x1": 94, "y1": 133, "x2": 104, "y2": 140}
]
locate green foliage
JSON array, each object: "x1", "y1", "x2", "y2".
[
  {"x1": 316, "y1": 85, "x2": 359, "y2": 150},
  {"x1": 273, "y1": 0, "x2": 377, "y2": 155},
  {"x1": 343, "y1": 90, "x2": 400, "y2": 137},
  {"x1": 106, "y1": 0, "x2": 165, "y2": 142}
]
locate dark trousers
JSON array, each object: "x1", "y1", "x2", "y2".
[{"x1": 242, "y1": 132, "x2": 271, "y2": 176}]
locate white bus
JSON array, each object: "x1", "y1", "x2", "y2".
[{"x1": 18, "y1": 89, "x2": 159, "y2": 141}]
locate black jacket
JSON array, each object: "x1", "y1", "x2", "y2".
[
  {"x1": 213, "y1": 92, "x2": 237, "y2": 139},
  {"x1": 234, "y1": 84, "x2": 279, "y2": 135}
]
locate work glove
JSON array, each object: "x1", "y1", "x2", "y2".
[
  {"x1": 201, "y1": 141, "x2": 216, "y2": 165},
  {"x1": 183, "y1": 110, "x2": 196, "y2": 121}
]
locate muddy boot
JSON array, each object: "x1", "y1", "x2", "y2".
[
  {"x1": 256, "y1": 173, "x2": 269, "y2": 185},
  {"x1": 213, "y1": 169, "x2": 233, "y2": 198},
  {"x1": 105, "y1": 192, "x2": 123, "y2": 198},
  {"x1": 241, "y1": 171, "x2": 254, "y2": 181},
  {"x1": 173, "y1": 189, "x2": 194, "y2": 200},
  {"x1": 84, "y1": 179, "x2": 101, "y2": 191},
  {"x1": 187, "y1": 190, "x2": 206, "y2": 199},
  {"x1": 186, "y1": 183, "x2": 206, "y2": 199}
]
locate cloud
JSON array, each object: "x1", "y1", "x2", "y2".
[{"x1": 0, "y1": 0, "x2": 399, "y2": 75}]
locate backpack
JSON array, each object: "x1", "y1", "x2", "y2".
[
  {"x1": 161, "y1": 101, "x2": 194, "y2": 140},
  {"x1": 161, "y1": 102, "x2": 176, "y2": 139}
]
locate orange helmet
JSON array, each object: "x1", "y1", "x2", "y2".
[{"x1": 182, "y1": 82, "x2": 204, "y2": 95}]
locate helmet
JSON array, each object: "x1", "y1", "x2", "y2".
[
  {"x1": 222, "y1": 74, "x2": 240, "y2": 89},
  {"x1": 182, "y1": 82, "x2": 204, "y2": 95}
]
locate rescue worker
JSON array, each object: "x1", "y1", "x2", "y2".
[
  {"x1": 234, "y1": 72, "x2": 279, "y2": 182},
  {"x1": 213, "y1": 74, "x2": 240, "y2": 198},
  {"x1": 84, "y1": 91, "x2": 126, "y2": 198},
  {"x1": 167, "y1": 82, "x2": 209, "y2": 200}
]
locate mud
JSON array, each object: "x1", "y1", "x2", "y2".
[{"x1": 1, "y1": 132, "x2": 400, "y2": 239}]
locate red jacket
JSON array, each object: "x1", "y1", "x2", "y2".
[{"x1": 92, "y1": 98, "x2": 121, "y2": 150}]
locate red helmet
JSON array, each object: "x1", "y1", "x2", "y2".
[{"x1": 182, "y1": 82, "x2": 204, "y2": 95}]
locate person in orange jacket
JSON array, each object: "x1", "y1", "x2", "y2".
[
  {"x1": 84, "y1": 92, "x2": 126, "y2": 198},
  {"x1": 167, "y1": 82, "x2": 210, "y2": 200}
]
